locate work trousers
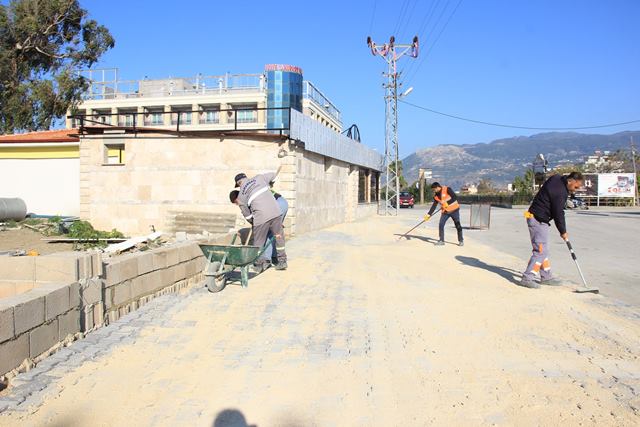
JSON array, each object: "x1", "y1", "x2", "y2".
[
  {"x1": 261, "y1": 197, "x2": 289, "y2": 263},
  {"x1": 253, "y1": 216, "x2": 286, "y2": 266},
  {"x1": 522, "y1": 217, "x2": 553, "y2": 281},
  {"x1": 439, "y1": 209, "x2": 463, "y2": 243}
]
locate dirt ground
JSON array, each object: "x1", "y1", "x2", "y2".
[
  {"x1": 1, "y1": 214, "x2": 639, "y2": 426},
  {"x1": 0, "y1": 227, "x2": 74, "y2": 255}
]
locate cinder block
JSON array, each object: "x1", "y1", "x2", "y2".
[
  {"x1": 91, "y1": 252, "x2": 103, "y2": 277},
  {"x1": 103, "y1": 261, "x2": 122, "y2": 287},
  {"x1": 109, "y1": 280, "x2": 132, "y2": 307},
  {"x1": 80, "y1": 279, "x2": 102, "y2": 306},
  {"x1": 131, "y1": 274, "x2": 151, "y2": 299},
  {"x1": 137, "y1": 252, "x2": 155, "y2": 275},
  {"x1": 82, "y1": 305, "x2": 94, "y2": 331},
  {"x1": 93, "y1": 302, "x2": 104, "y2": 327},
  {"x1": 177, "y1": 244, "x2": 192, "y2": 263},
  {"x1": 172, "y1": 263, "x2": 187, "y2": 283},
  {"x1": 69, "y1": 281, "x2": 81, "y2": 308},
  {"x1": 187, "y1": 243, "x2": 203, "y2": 260},
  {"x1": 14, "y1": 281, "x2": 34, "y2": 295},
  {"x1": 146, "y1": 270, "x2": 163, "y2": 294},
  {"x1": 164, "y1": 247, "x2": 180, "y2": 267},
  {"x1": 114, "y1": 255, "x2": 139, "y2": 283},
  {"x1": 35, "y1": 255, "x2": 79, "y2": 282},
  {"x1": 13, "y1": 293, "x2": 45, "y2": 335},
  {"x1": 185, "y1": 259, "x2": 199, "y2": 278},
  {"x1": 0, "y1": 257, "x2": 35, "y2": 281},
  {"x1": 29, "y1": 319, "x2": 59, "y2": 358},
  {"x1": 0, "y1": 301, "x2": 14, "y2": 343},
  {"x1": 36, "y1": 283, "x2": 71, "y2": 321},
  {"x1": 193, "y1": 257, "x2": 206, "y2": 272},
  {"x1": 151, "y1": 248, "x2": 168, "y2": 270},
  {"x1": 161, "y1": 268, "x2": 175, "y2": 288},
  {"x1": 0, "y1": 334, "x2": 29, "y2": 376},
  {"x1": 58, "y1": 309, "x2": 80, "y2": 339}
]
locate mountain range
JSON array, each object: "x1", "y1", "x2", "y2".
[{"x1": 402, "y1": 131, "x2": 640, "y2": 189}]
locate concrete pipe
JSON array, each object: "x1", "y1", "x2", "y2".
[{"x1": 0, "y1": 198, "x2": 27, "y2": 221}]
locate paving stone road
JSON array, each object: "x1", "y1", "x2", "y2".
[{"x1": 1, "y1": 212, "x2": 639, "y2": 426}]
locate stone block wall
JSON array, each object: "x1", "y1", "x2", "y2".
[{"x1": 0, "y1": 242, "x2": 208, "y2": 377}]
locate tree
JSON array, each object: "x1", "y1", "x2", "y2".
[
  {"x1": 512, "y1": 169, "x2": 535, "y2": 195},
  {"x1": 477, "y1": 178, "x2": 496, "y2": 194},
  {"x1": 0, "y1": 0, "x2": 114, "y2": 134},
  {"x1": 388, "y1": 160, "x2": 408, "y2": 189}
]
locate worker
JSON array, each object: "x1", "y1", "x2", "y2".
[
  {"x1": 230, "y1": 168, "x2": 287, "y2": 271},
  {"x1": 260, "y1": 183, "x2": 288, "y2": 265},
  {"x1": 423, "y1": 182, "x2": 463, "y2": 246},
  {"x1": 520, "y1": 171, "x2": 584, "y2": 289}
]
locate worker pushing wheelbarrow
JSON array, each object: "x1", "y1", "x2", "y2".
[{"x1": 199, "y1": 233, "x2": 275, "y2": 293}]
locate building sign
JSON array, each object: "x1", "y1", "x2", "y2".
[
  {"x1": 597, "y1": 173, "x2": 637, "y2": 198},
  {"x1": 264, "y1": 64, "x2": 303, "y2": 74}
]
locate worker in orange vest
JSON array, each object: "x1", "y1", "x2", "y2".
[{"x1": 423, "y1": 182, "x2": 464, "y2": 246}]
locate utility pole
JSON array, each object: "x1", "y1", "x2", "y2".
[
  {"x1": 631, "y1": 136, "x2": 638, "y2": 206},
  {"x1": 367, "y1": 36, "x2": 419, "y2": 215}
]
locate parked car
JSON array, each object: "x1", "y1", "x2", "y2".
[
  {"x1": 566, "y1": 195, "x2": 589, "y2": 210},
  {"x1": 398, "y1": 191, "x2": 415, "y2": 208}
]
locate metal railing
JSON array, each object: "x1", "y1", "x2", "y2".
[
  {"x1": 303, "y1": 81, "x2": 342, "y2": 124},
  {"x1": 68, "y1": 106, "x2": 291, "y2": 135}
]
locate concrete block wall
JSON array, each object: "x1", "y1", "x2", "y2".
[
  {"x1": 0, "y1": 242, "x2": 207, "y2": 377},
  {"x1": 100, "y1": 242, "x2": 205, "y2": 324},
  {"x1": 0, "y1": 282, "x2": 81, "y2": 376}
]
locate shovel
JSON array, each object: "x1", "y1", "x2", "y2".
[
  {"x1": 397, "y1": 210, "x2": 441, "y2": 241},
  {"x1": 565, "y1": 240, "x2": 599, "y2": 294}
]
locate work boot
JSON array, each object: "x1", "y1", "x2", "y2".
[
  {"x1": 434, "y1": 240, "x2": 445, "y2": 246},
  {"x1": 251, "y1": 262, "x2": 270, "y2": 274},
  {"x1": 458, "y1": 241, "x2": 464, "y2": 247},
  {"x1": 274, "y1": 261, "x2": 288, "y2": 271},
  {"x1": 518, "y1": 277, "x2": 540, "y2": 289},
  {"x1": 541, "y1": 277, "x2": 563, "y2": 286}
]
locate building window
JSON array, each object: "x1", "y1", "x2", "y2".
[
  {"x1": 119, "y1": 113, "x2": 135, "y2": 127},
  {"x1": 150, "y1": 112, "x2": 163, "y2": 125},
  {"x1": 370, "y1": 171, "x2": 379, "y2": 202},
  {"x1": 236, "y1": 108, "x2": 257, "y2": 123},
  {"x1": 171, "y1": 111, "x2": 192, "y2": 125},
  {"x1": 358, "y1": 168, "x2": 367, "y2": 203},
  {"x1": 202, "y1": 110, "x2": 219, "y2": 124},
  {"x1": 103, "y1": 143, "x2": 125, "y2": 165}
]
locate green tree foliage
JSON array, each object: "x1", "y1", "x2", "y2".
[
  {"x1": 389, "y1": 160, "x2": 408, "y2": 189},
  {"x1": 477, "y1": 178, "x2": 496, "y2": 194},
  {"x1": 0, "y1": 0, "x2": 114, "y2": 133},
  {"x1": 512, "y1": 169, "x2": 535, "y2": 195}
]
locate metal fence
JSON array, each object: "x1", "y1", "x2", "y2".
[
  {"x1": 469, "y1": 204, "x2": 491, "y2": 229},
  {"x1": 457, "y1": 194, "x2": 532, "y2": 209}
]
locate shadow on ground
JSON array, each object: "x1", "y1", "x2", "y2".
[{"x1": 455, "y1": 255, "x2": 522, "y2": 286}]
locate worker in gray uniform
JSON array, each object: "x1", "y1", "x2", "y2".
[
  {"x1": 521, "y1": 171, "x2": 583, "y2": 288},
  {"x1": 232, "y1": 168, "x2": 287, "y2": 271}
]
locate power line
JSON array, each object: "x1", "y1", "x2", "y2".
[
  {"x1": 406, "y1": 0, "x2": 463, "y2": 86},
  {"x1": 400, "y1": 0, "x2": 442, "y2": 79},
  {"x1": 393, "y1": 0, "x2": 411, "y2": 37},
  {"x1": 368, "y1": 0, "x2": 378, "y2": 35},
  {"x1": 399, "y1": 100, "x2": 640, "y2": 130}
]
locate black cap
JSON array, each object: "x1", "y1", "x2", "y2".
[
  {"x1": 430, "y1": 182, "x2": 441, "y2": 189},
  {"x1": 234, "y1": 173, "x2": 247, "y2": 187},
  {"x1": 229, "y1": 190, "x2": 239, "y2": 203}
]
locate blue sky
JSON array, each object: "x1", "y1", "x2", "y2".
[{"x1": 81, "y1": 0, "x2": 640, "y2": 157}]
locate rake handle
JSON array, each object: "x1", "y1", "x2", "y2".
[{"x1": 565, "y1": 240, "x2": 588, "y2": 287}]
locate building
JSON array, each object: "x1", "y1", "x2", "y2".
[
  {"x1": 0, "y1": 129, "x2": 80, "y2": 216},
  {"x1": 65, "y1": 65, "x2": 382, "y2": 236}
]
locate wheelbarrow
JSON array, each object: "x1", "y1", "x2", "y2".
[{"x1": 198, "y1": 234, "x2": 273, "y2": 293}]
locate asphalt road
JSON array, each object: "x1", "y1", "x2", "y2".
[{"x1": 404, "y1": 204, "x2": 640, "y2": 307}]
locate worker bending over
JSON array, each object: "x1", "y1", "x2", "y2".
[
  {"x1": 230, "y1": 168, "x2": 287, "y2": 271},
  {"x1": 520, "y1": 172, "x2": 584, "y2": 289},
  {"x1": 424, "y1": 182, "x2": 464, "y2": 246}
]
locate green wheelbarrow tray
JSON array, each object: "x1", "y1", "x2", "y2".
[{"x1": 198, "y1": 235, "x2": 274, "y2": 293}]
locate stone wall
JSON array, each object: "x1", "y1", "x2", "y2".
[{"x1": 0, "y1": 242, "x2": 207, "y2": 377}]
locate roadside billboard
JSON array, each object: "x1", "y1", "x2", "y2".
[
  {"x1": 575, "y1": 174, "x2": 598, "y2": 197},
  {"x1": 597, "y1": 173, "x2": 636, "y2": 198}
]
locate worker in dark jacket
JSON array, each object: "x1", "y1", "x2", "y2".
[
  {"x1": 424, "y1": 182, "x2": 464, "y2": 246},
  {"x1": 520, "y1": 172, "x2": 584, "y2": 288}
]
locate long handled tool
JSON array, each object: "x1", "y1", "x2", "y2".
[
  {"x1": 397, "y1": 210, "x2": 441, "y2": 241},
  {"x1": 565, "y1": 240, "x2": 599, "y2": 294}
]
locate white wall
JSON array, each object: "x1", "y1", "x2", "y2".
[{"x1": 0, "y1": 158, "x2": 80, "y2": 216}]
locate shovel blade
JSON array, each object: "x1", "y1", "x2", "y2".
[{"x1": 574, "y1": 287, "x2": 599, "y2": 294}]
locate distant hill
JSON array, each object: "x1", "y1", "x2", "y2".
[{"x1": 402, "y1": 131, "x2": 640, "y2": 189}]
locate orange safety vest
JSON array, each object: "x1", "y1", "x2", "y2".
[{"x1": 434, "y1": 186, "x2": 460, "y2": 213}]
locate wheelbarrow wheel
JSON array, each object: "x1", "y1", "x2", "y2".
[{"x1": 205, "y1": 261, "x2": 227, "y2": 293}]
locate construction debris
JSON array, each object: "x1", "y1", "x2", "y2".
[{"x1": 103, "y1": 231, "x2": 164, "y2": 255}]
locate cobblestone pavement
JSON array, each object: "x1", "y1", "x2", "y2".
[{"x1": 1, "y1": 214, "x2": 639, "y2": 426}]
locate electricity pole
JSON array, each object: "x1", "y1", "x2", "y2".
[
  {"x1": 367, "y1": 36, "x2": 419, "y2": 215},
  {"x1": 631, "y1": 136, "x2": 638, "y2": 206}
]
